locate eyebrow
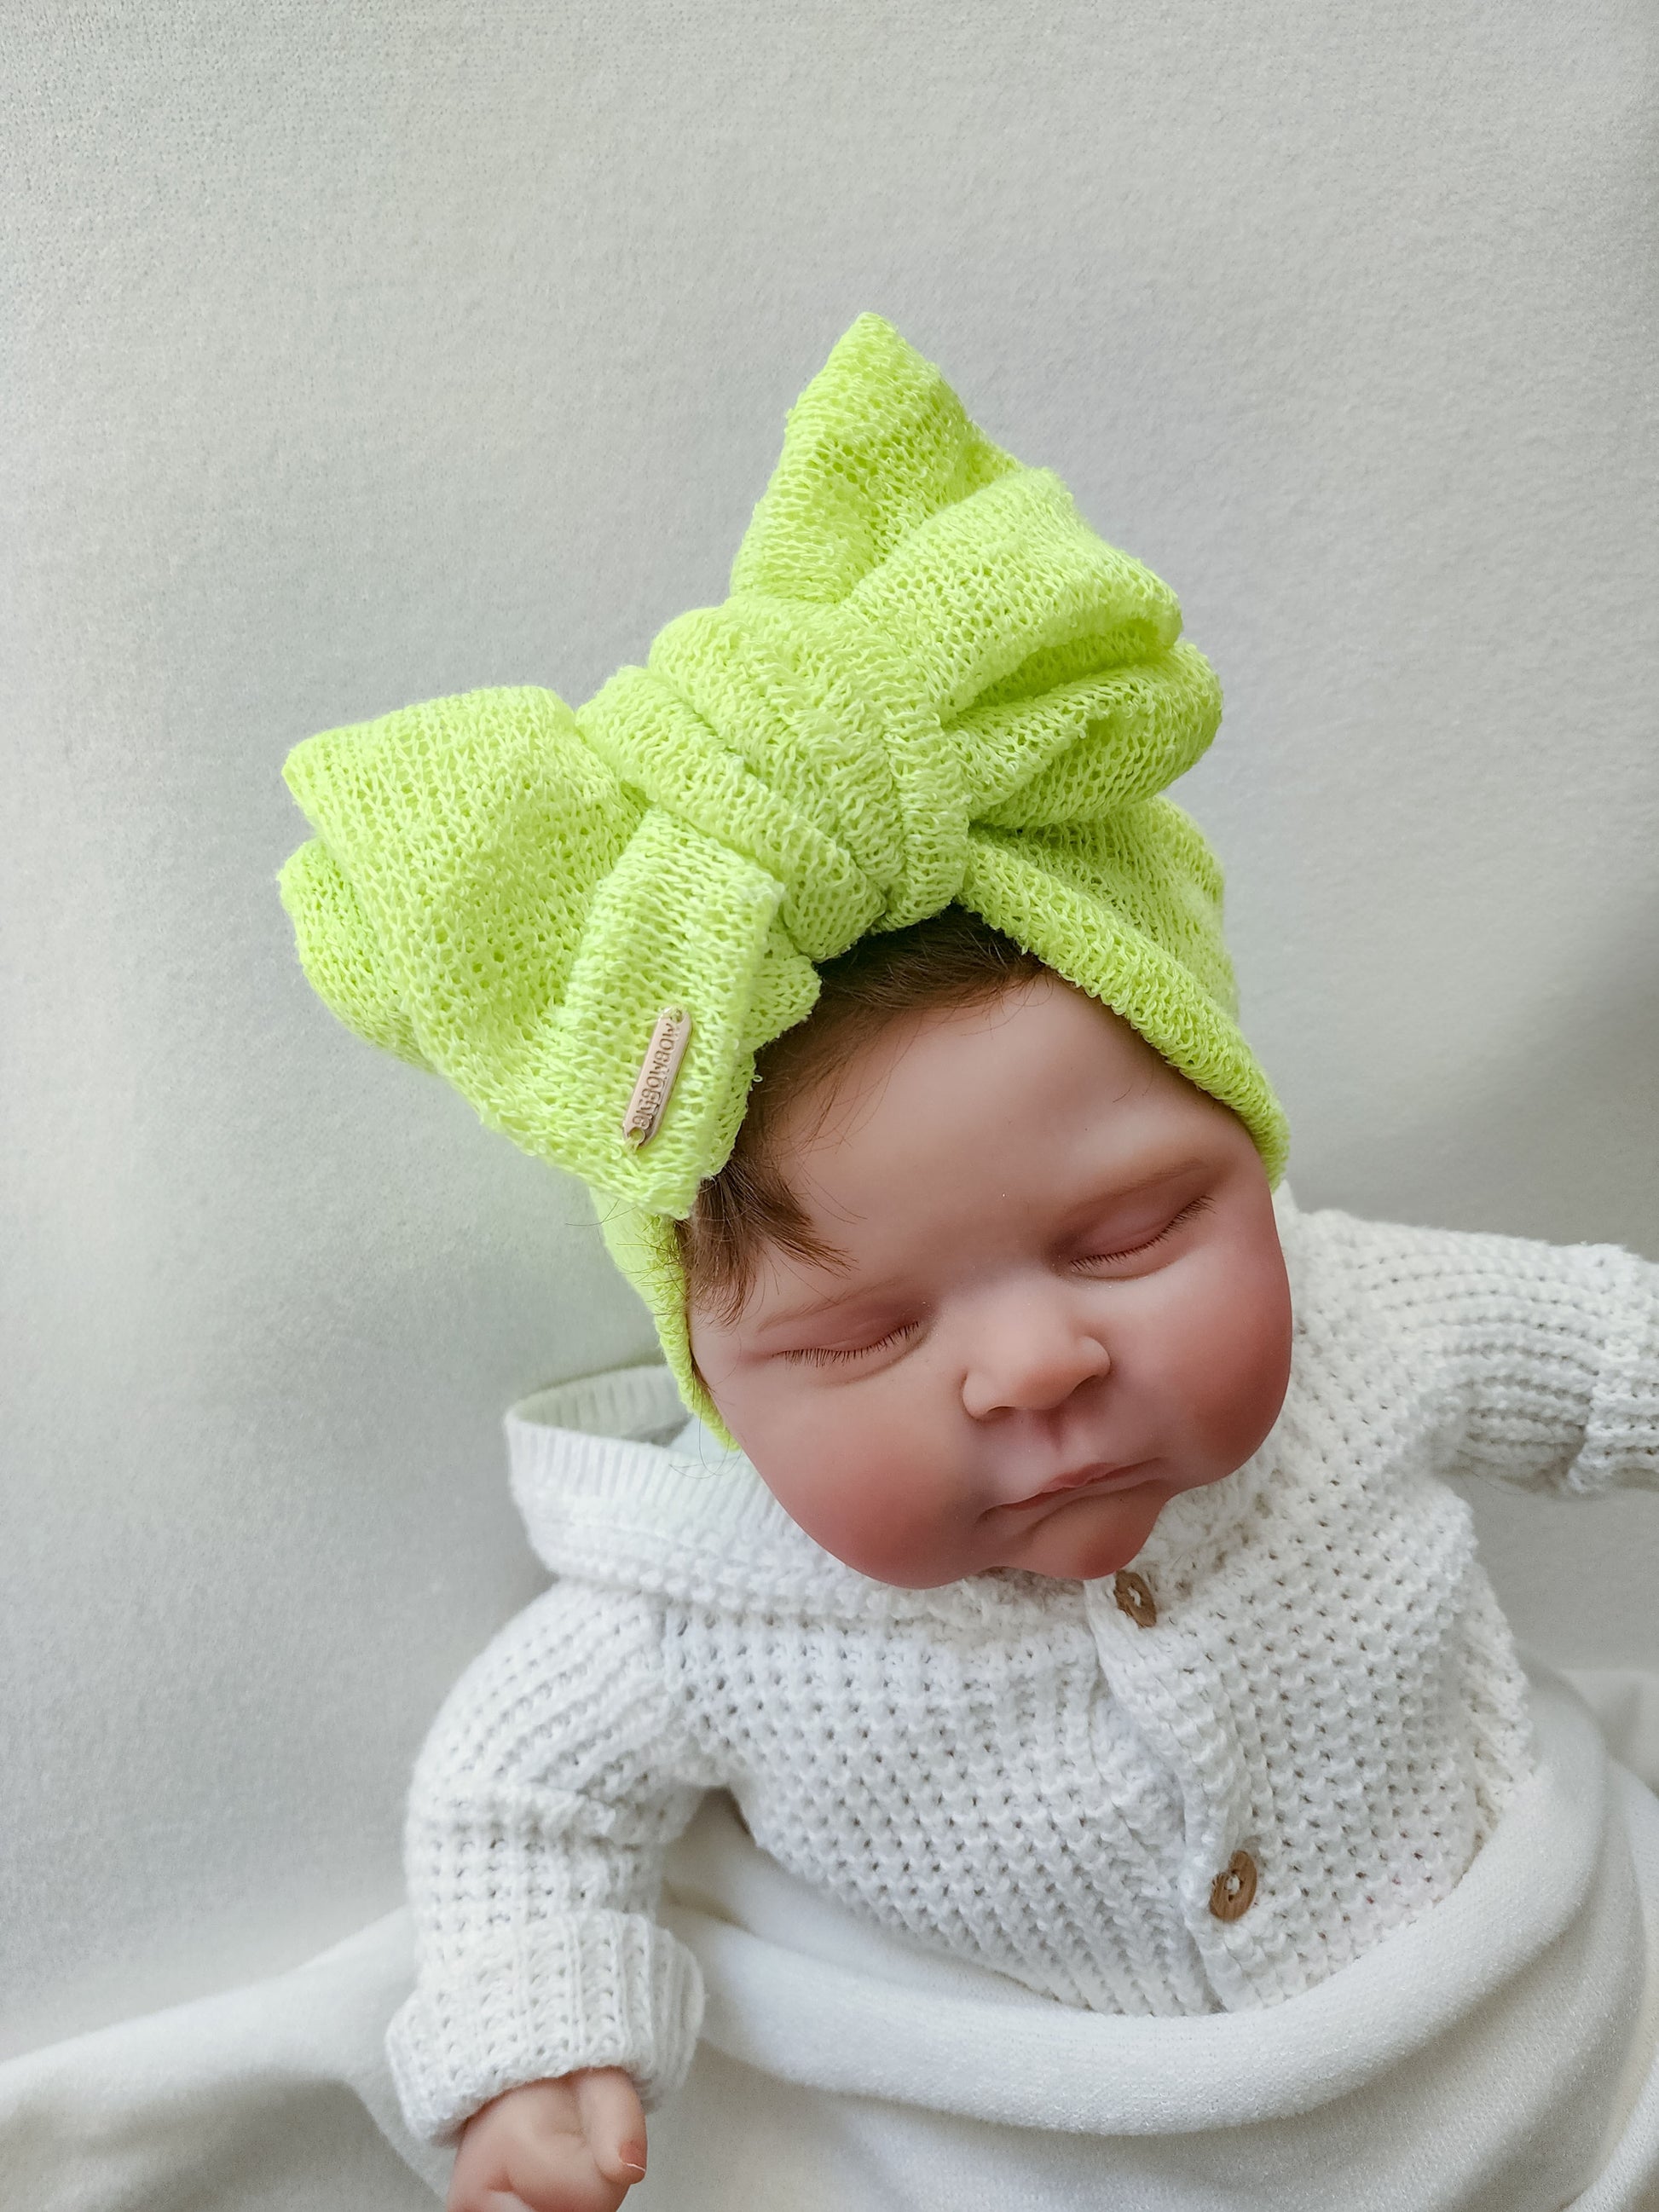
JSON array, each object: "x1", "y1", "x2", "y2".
[
  {"x1": 749, "y1": 1269, "x2": 898, "y2": 1337},
  {"x1": 1062, "y1": 1156, "x2": 1209, "y2": 1221}
]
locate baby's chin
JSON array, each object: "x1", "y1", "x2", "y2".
[
  {"x1": 992, "y1": 1480, "x2": 1177, "y2": 1582},
  {"x1": 805, "y1": 1481, "x2": 1181, "y2": 1589}
]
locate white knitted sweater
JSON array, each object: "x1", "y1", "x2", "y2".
[{"x1": 386, "y1": 1200, "x2": 1659, "y2": 2143}]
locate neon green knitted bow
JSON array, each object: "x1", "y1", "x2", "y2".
[{"x1": 280, "y1": 314, "x2": 1286, "y2": 1417}]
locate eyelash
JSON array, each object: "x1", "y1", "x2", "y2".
[
  {"x1": 1073, "y1": 1193, "x2": 1212, "y2": 1268},
  {"x1": 782, "y1": 1321, "x2": 922, "y2": 1367}
]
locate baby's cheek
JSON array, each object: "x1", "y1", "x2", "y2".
[
  {"x1": 1188, "y1": 1254, "x2": 1293, "y2": 1464},
  {"x1": 767, "y1": 1421, "x2": 961, "y2": 1585},
  {"x1": 814, "y1": 1462, "x2": 946, "y2": 1580}
]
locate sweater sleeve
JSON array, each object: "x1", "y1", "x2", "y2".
[
  {"x1": 1308, "y1": 1210, "x2": 1659, "y2": 1496},
  {"x1": 384, "y1": 1579, "x2": 713, "y2": 2143}
]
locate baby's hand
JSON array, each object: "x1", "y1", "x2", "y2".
[{"x1": 447, "y1": 2069, "x2": 647, "y2": 2212}]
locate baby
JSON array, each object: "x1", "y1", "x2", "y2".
[{"x1": 279, "y1": 317, "x2": 1659, "y2": 2211}]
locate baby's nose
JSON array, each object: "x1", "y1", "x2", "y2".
[{"x1": 960, "y1": 1297, "x2": 1112, "y2": 1420}]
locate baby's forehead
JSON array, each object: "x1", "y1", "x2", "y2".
[
  {"x1": 777, "y1": 977, "x2": 1174, "y2": 1143},
  {"x1": 769, "y1": 989, "x2": 1214, "y2": 1227}
]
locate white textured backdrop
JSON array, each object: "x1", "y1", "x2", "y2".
[{"x1": 5, "y1": 0, "x2": 1656, "y2": 2098}]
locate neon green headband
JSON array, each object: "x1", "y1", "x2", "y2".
[{"x1": 280, "y1": 314, "x2": 1287, "y2": 1425}]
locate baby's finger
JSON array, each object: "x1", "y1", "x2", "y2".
[
  {"x1": 450, "y1": 2119, "x2": 604, "y2": 2212},
  {"x1": 574, "y1": 2070, "x2": 648, "y2": 2186},
  {"x1": 448, "y1": 2135, "x2": 531, "y2": 2212},
  {"x1": 495, "y1": 2149, "x2": 626, "y2": 2212}
]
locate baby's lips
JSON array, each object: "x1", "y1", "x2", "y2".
[{"x1": 997, "y1": 1458, "x2": 1152, "y2": 1510}]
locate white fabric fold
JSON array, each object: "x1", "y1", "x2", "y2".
[{"x1": 0, "y1": 1913, "x2": 448, "y2": 2210}]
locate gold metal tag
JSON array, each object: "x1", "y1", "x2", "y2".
[{"x1": 622, "y1": 1007, "x2": 692, "y2": 1147}]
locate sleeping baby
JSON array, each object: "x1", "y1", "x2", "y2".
[{"x1": 277, "y1": 315, "x2": 1659, "y2": 2212}]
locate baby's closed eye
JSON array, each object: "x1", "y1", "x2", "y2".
[
  {"x1": 1071, "y1": 1193, "x2": 1214, "y2": 1271},
  {"x1": 780, "y1": 1320, "x2": 924, "y2": 1366}
]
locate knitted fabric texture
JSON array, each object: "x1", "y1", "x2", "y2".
[
  {"x1": 384, "y1": 1204, "x2": 1659, "y2": 2140},
  {"x1": 278, "y1": 314, "x2": 1287, "y2": 1418}
]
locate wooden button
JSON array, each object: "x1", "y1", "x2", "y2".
[
  {"x1": 1112, "y1": 1569, "x2": 1157, "y2": 1628},
  {"x1": 1209, "y1": 1850, "x2": 1258, "y2": 1922}
]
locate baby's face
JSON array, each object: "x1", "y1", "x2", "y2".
[{"x1": 689, "y1": 974, "x2": 1292, "y2": 1587}]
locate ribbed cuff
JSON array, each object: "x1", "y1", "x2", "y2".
[
  {"x1": 1576, "y1": 1250, "x2": 1659, "y2": 1493},
  {"x1": 385, "y1": 1909, "x2": 705, "y2": 2143}
]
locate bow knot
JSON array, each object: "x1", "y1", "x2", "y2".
[{"x1": 581, "y1": 592, "x2": 970, "y2": 963}]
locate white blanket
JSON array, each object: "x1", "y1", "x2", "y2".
[{"x1": 7, "y1": 1666, "x2": 1659, "y2": 2212}]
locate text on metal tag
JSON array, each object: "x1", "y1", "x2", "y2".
[{"x1": 622, "y1": 1007, "x2": 692, "y2": 1146}]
